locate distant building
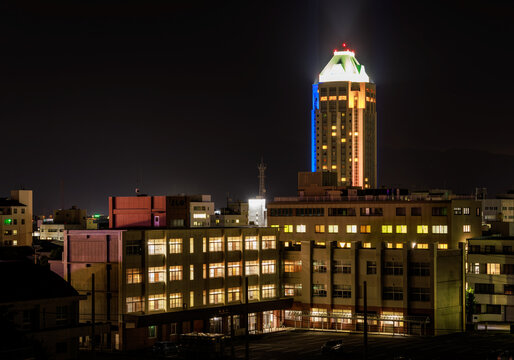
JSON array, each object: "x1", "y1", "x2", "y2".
[
  {"x1": 0, "y1": 190, "x2": 33, "y2": 246},
  {"x1": 483, "y1": 192, "x2": 514, "y2": 223},
  {"x1": 212, "y1": 200, "x2": 248, "y2": 227},
  {"x1": 109, "y1": 194, "x2": 214, "y2": 229},
  {"x1": 0, "y1": 261, "x2": 87, "y2": 359},
  {"x1": 86, "y1": 214, "x2": 109, "y2": 230},
  {"x1": 248, "y1": 198, "x2": 267, "y2": 227},
  {"x1": 63, "y1": 228, "x2": 290, "y2": 350},
  {"x1": 54, "y1": 206, "x2": 87, "y2": 227},
  {"x1": 467, "y1": 222, "x2": 514, "y2": 330},
  {"x1": 311, "y1": 46, "x2": 377, "y2": 188}
]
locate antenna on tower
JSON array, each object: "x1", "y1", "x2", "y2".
[{"x1": 258, "y1": 157, "x2": 266, "y2": 199}]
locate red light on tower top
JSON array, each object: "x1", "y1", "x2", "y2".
[{"x1": 342, "y1": 42, "x2": 347, "y2": 48}]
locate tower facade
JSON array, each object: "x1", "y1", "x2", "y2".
[{"x1": 311, "y1": 47, "x2": 377, "y2": 188}]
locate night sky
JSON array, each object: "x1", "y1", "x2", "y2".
[{"x1": 1, "y1": 1, "x2": 513, "y2": 215}]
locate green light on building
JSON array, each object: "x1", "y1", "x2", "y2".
[
  {"x1": 93, "y1": 214, "x2": 100, "y2": 218},
  {"x1": 4, "y1": 219, "x2": 12, "y2": 225}
]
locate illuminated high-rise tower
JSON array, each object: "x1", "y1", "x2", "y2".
[{"x1": 311, "y1": 44, "x2": 377, "y2": 188}]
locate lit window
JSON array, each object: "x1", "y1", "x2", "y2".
[
  {"x1": 148, "y1": 266, "x2": 165, "y2": 283},
  {"x1": 169, "y1": 293, "x2": 182, "y2": 309},
  {"x1": 338, "y1": 95, "x2": 347, "y2": 100},
  {"x1": 228, "y1": 262, "x2": 241, "y2": 276},
  {"x1": 395, "y1": 225, "x2": 407, "y2": 234},
  {"x1": 190, "y1": 238, "x2": 194, "y2": 253},
  {"x1": 416, "y1": 225, "x2": 429, "y2": 234},
  {"x1": 315, "y1": 241, "x2": 326, "y2": 247},
  {"x1": 354, "y1": 132, "x2": 359, "y2": 136},
  {"x1": 126, "y1": 296, "x2": 144, "y2": 313},
  {"x1": 190, "y1": 265, "x2": 194, "y2": 280},
  {"x1": 209, "y1": 237, "x2": 223, "y2": 252},
  {"x1": 209, "y1": 263, "x2": 225, "y2": 278},
  {"x1": 346, "y1": 225, "x2": 357, "y2": 233},
  {"x1": 487, "y1": 263, "x2": 500, "y2": 275},
  {"x1": 336, "y1": 241, "x2": 352, "y2": 248},
  {"x1": 322, "y1": 145, "x2": 328, "y2": 149},
  {"x1": 262, "y1": 284, "x2": 276, "y2": 299},
  {"x1": 322, "y1": 165, "x2": 328, "y2": 170},
  {"x1": 284, "y1": 283, "x2": 302, "y2": 297},
  {"x1": 354, "y1": 158, "x2": 358, "y2": 162},
  {"x1": 315, "y1": 225, "x2": 325, "y2": 233},
  {"x1": 463, "y1": 225, "x2": 471, "y2": 233},
  {"x1": 262, "y1": 260, "x2": 276, "y2": 274},
  {"x1": 283, "y1": 225, "x2": 293, "y2": 233},
  {"x1": 416, "y1": 243, "x2": 429, "y2": 249},
  {"x1": 193, "y1": 213, "x2": 207, "y2": 219},
  {"x1": 331, "y1": 132, "x2": 337, "y2": 136},
  {"x1": 360, "y1": 225, "x2": 371, "y2": 233},
  {"x1": 227, "y1": 236, "x2": 242, "y2": 251},
  {"x1": 463, "y1": 207, "x2": 470, "y2": 215},
  {"x1": 331, "y1": 165, "x2": 337, "y2": 169},
  {"x1": 385, "y1": 243, "x2": 393, "y2": 248},
  {"x1": 437, "y1": 243, "x2": 448, "y2": 249},
  {"x1": 169, "y1": 238, "x2": 183, "y2": 254},
  {"x1": 362, "y1": 242, "x2": 371, "y2": 248},
  {"x1": 148, "y1": 239, "x2": 166, "y2": 255},
  {"x1": 169, "y1": 266, "x2": 183, "y2": 281},
  {"x1": 190, "y1": 291, "x2": 194, "y2": 307},
  {"x1": 245, "y1": 236, "x2": 258, "y2": 250},
  {"x1": 284, "y1": 260, "x2": 302, "y2": 272},
  {"x1": 209, "y1": 289, "x2": 224, "y2": 304},
  {"x1": 381, "y1": 225, "x2": 393, "y2": 234},
  {"x1": 432, "y1": 225, "x2": 448, "y2": 234},
  {"x1": 228, "y1": 287, "x2": 240, "y2": 302},
  {"x1": 341, "y1": 177, "x2": 346, "y2": 181},
  {"x1": 331, "y1": 125, "x2": 337, "y2": 130},
  {"x1": 127, "y1": 268, "x2": 142, "y2": 284},
  {"x1": 329, "y1": 95, "x2": 337, "y2": 100},
  {"x1": 262, "y1": 235, "x2": 276, "y2": 249},
  {"x1": 396, "y1": 243, "x2": 403, "y2": 249},
  {"x1": 245, "y1": 260, "x2": 259, "y2": 275},
  {"x1": 148, "y1": 294, "x2": 166, "y2": 311},
  {"x1": 320, "y1": 96, "x2": 327, "y2": 101},
  {"x1": 248, "y1": 285, "x2": 260, "y2": 301},
  {"x1": 328, "y1": 225, "x2": 339, "y2": 233},
  {"x1": 296, "y1": 224, "x2": 306, "y2": 233},
  {"x1": 341, "y1": 138, "x2": 346, "y2": 143}
]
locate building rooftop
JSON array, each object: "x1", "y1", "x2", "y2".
[
  {"x1": 319, "y1": 50, "x2": 370, "y2": 83},
  {"x1": 0, "y1": 262, "x2": 78, "y2": 303},
  {"x1": 0, "y1": 198, "x2": 26, "y2": 207}
]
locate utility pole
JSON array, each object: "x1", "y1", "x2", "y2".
[
  {"x1": 363, "y1": 280, "x2": 368, "y2": 360},
  {"x1": 91, "y1": 273, "x2": 95, "y2": 351},
  {"x1": 245, "y1": 276, "x2": 249, "y2": 360}
]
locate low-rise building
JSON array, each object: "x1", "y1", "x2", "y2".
[
  {"x1": 483, "y1": 194, "x2": 514, "y2": 223},
  {"x1": 0, "y1": 261, "x2": 87, "y2": 359},
  {"x1": 63, "y1": 227, "x2": 290, "y2": 350},
  {"x1": 0, "y1": 190, "x2": 33, "y2": 246}
]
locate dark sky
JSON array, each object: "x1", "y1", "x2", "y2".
[{"x1": 1, "y1": 1, "x2": 513, "y2": 215}]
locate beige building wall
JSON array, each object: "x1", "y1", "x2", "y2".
[{"x1": 0, "y1": 190, "x2": 33, "y2": 246}]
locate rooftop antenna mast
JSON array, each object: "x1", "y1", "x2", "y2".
[{"x1": 258, "y1": 157, "x2": 266, "y2": 199}]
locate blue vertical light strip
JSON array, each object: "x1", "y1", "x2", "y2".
[{"x1": 311, "y1": 83, "x2": 319, "y2": 172}]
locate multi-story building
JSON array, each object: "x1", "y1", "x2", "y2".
[
  {"x1": 109, "y1": 194, "x2": 214, "y2": 229},
  {"x1": 212, "y1": 200, "x2": 249, "y2": 227},
  {"x1": 0, "y1": 190, "x2": 33, "y2": 246},
  {"x1": 483, "y1": 194, "x2": 514, "y2": 223},
  {"x1": 63, "y1": 227, "x2": 290, "y2": 350},
  {"x1": 54, "y1": 206, "x2": 87, "y2": 228},
  {"x1": 311, "y1": 45, "x2": 377, "y2": 188},
  {"x1": 467, "y1": 222, "x2": 514, "y2": 330},
  {"x1": 267, "y1": 179, "x2": 481, "y2": 335}
]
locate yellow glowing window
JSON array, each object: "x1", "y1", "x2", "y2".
[
  {"x1": 329, "y1": 96, "x2": 337, "y2": 100},
  {"x1": 385, "y1": 242, "x2": 393, "y2": 249},
  {"x1": 396, "y1": 243, "x2": 404, "y2": 249},
  {"x1": 271, "y1": 225, "x2": 279, "y2": 228},
  {"x1": 381, "y1": 225, "x2": 393, "y2": 234},
  {"x1": 337, "y1": 242, "x2": 351, "y2": 249},
  {"x1": 331, "y1": 165, "x2": 337, "y2": 170},
  {"x1": 331, "y1": 132, "x2": 337, "y2": 136},
  {"x1": 346, "y1": 225, "x2": 357, "y2": 233},
  {"x1": 315, "y1": 241, "x2": 326, "y2": 246},
  {"x1": 284, "y1": 225, "x2": 293, "y2": 233},
  {"x1": 322, "y1": 165, "x2": 328, "y2": 170},
  {"x1": 341, "y1": 177, "x2": 346, "y2": 182},
  {"x1": 360, "y1": 225, "x2": 371, "y2": 233},
  {"x1": 396, "y1": 225, "x2": 407, "y2": 234},
  {"x1": 322, "y1": 145, "x2": 327, "y2": 149},
  {"x1": 315, "y1": 225, "x2": 325, "y2": 233},
  {"x1": 366, "y1": 96, "x2": 370, "y2": 101},
  {"x1": 328, "y1": 225, "x2": 338, "y2": 233},
  {"x1": 417, "y1": 225, "x2": 429, "y2": 234},
  {"x1": 416, "y1": 243, "x2": 429, "y2": 249},
  {"x1": 365, "y1": 177, "x2": 368, "y2": 182},
  {"x1": 331, "y1": 125, "x2": 337, "y2": 130},
  {"x1": 354, "y1": 158, "x2": 358, "y2": 162},
  {"x1": 437, "y1": 243, "x2": 448, "y2": 249},
  {"x1": 341, "y1": 138, "x2": 346, "y2": 143},
  {"x1": 349, "y1": 132, "x2": 352, "y2": 136},
  {"x1": 362, "y1": 242, "x2": 371, "y2": 248},
  {"x1": 338, "y1": 95, "x2": 347, "y2": 100},
  {"x1": 349, "y1": 158, "x2": 352, "y2": 162},
  {"x1": 320, "y1": 96, "x2": 327, "y2": 101},
  {"x1": 354, "y1": 132, "x2": 358, "y2": 136}
]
